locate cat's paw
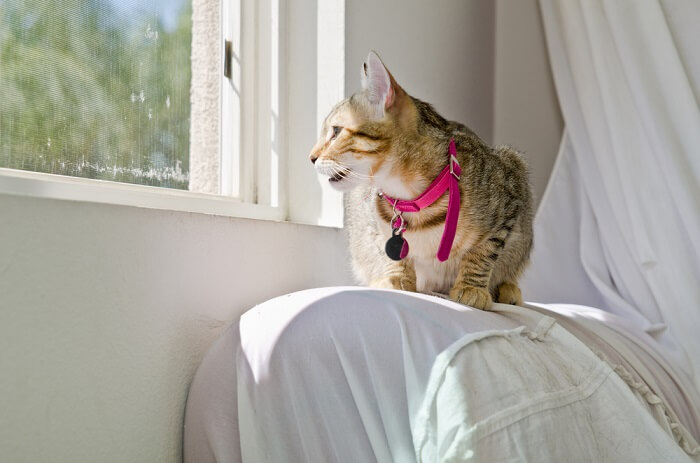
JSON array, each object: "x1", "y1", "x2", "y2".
[
  {"x1": 370, "y1": 275, "x2": 417, "y2": 292},
  {"x1": 450, "y1": 285, "x2": 493, "y2": 310},
  {"x1": 496, "y1": 282, "x2": 523, "y2": 306}
]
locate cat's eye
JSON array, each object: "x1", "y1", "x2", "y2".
[{"x1": 331, "y1": 126, "x2": 342, "y2": 139}]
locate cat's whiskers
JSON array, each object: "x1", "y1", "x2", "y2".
[
  {"x1": 333, "y1": 161, "x2": 371, "y2": 181},
  {"x1": 330, "y1": 163, "x2": 351, "y2": 179}
]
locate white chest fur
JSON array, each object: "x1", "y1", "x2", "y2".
[{"x1": 377, "y1": 214, "x2": 473, "y2": 294}]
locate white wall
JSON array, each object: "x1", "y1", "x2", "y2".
[
  {"x1": 345, "y1": 0, "x2": 496, "y2": 141},
  {"x1": 286, "y1": 0, "x2": 346, "y2": 227},
  {"x1": 0, "y1": 195, "x2": 350, "y2": 462},
  {"x1": 493, "y1": 0, "x2": 563, "y2": 205}
]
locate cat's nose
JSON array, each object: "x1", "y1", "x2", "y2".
[{"x1": 310, "y1": 154, "x2": 318, "y2": 164}]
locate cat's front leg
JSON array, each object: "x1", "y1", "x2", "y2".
[
  {"x1": 449, "y1": 241, "x2": 501, "y2": 310},
  {"x1": 369, "y1": 260, "x2": 417, "y2": 292}
]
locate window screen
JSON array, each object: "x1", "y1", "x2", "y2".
[{"x1": 0, "y1": 0, "x2": 192, "y2": 189}]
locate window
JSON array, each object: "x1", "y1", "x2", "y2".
[
  {"x1": 0, "y1": 0, "x2": 345, "y2": 226},
  {"x1": 0, "y1": 0, "x2": 192, "y2": 189}
]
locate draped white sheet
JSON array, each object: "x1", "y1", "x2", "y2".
[
  {"x1": 183, "y1": 288, "x2": 700, "y2": 462},
  {"x1": 522, "y1": 0, "x2": 700, "y2": 390}
]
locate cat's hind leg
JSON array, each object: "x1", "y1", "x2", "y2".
[
  {"x1": 495, "y1": 281, "x2": 523, "y2": 306},
  {"x1": 449, "y1": 248, "x2": 497, "y2": 310},
  {"x1": 449, "y1": 226, "x2": 518, "y2": 310}
]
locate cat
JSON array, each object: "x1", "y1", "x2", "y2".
[{"x1": 309, "y1": 51, "x2": 533, "y2": 310}]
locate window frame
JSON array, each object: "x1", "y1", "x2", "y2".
[{"x1": 220, "y1": 0, "x2": 287, "y2": 221}]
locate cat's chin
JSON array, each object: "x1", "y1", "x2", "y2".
[{"x1": 328, "y1": 176, "x2": 360, "y2": 192}]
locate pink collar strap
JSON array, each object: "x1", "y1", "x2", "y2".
[{"x1": 380, "y1": 139, "x2": 461, "y2": 262}]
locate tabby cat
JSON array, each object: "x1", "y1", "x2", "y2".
[{"x1": 309, "y1": 51, "x2": 533, "y2": 310}]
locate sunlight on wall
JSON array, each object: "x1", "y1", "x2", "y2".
[{"x1": 316, "y1": 0, "x2": 345, "y2": 227}]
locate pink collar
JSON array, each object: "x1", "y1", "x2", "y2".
[{"x1": 380, "y1": 139, "x2": 461, "y2": 262}]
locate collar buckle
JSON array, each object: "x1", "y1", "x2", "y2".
[
  {"x1": 449, "y1": 154, "x2": 460, "y2": 180},
  {"x1": 390, "y1": 200, "x2": 406, "y2": 232}
]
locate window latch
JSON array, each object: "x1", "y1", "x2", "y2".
[{"x1": 224, "y1": 40, "x2": 232, "y2": 79}]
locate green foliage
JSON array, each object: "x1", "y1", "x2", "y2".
[{"x1": 0, "y1": 0, "x2": 192, "y2": 189}]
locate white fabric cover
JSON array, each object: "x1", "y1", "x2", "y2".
[
  {"x1": 523, "y1": 0, "x2": 700, "y2": 388},
  {"x1": 183, "y1": 288, "x2": 700, "y2": 462},
  {"x1": 414, "y1": 304, "x2": 698, "y2": 462}
]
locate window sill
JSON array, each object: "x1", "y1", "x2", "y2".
[{"x1": 0, "y1": 168, "x2": 324, "y2": 225}]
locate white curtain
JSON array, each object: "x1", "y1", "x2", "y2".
[{"x1": 522, "y1": 0, "x2": 700, "y2": 389}]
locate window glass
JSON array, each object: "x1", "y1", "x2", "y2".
[{"x1": 0, "y1": 0, "x2": 191, "y2": 189}]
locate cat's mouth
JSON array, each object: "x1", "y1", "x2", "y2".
[
  {"x1": 327, "y1": 168, "x2": 359, "y2": 191},
  {"x1": 329, "y1": 170, "x2": 348, "y2": 183}
]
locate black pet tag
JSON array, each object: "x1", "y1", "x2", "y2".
[{"x1": 385, "y1": 229, "x2": 409, "y2": 261}]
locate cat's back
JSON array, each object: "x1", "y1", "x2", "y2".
[{"x1": 492, "y1": 144, "x2": 532, "y2": 198}]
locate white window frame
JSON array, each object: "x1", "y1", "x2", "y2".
[
  {"x1": 0, "y1": 0, "x2": 345, "y2": 227},
  {"x1": 221, "y1": 0, "x2": 287, "y2": 221}
]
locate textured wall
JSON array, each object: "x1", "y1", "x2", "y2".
[{"x1": 189, "y1": 0, "x2": 220, "y2": 194}]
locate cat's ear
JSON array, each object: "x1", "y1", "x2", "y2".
[{"x1": 361, "y1": 51, "x2": 403, "y2": 114}]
